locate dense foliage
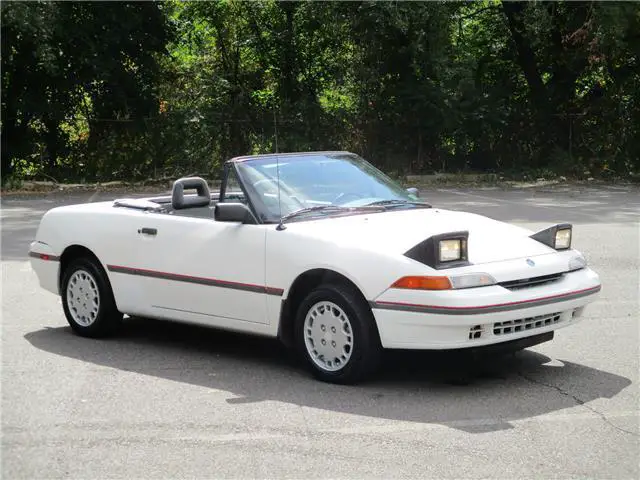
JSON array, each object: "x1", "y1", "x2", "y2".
[{"x1": 2, "y1": 0, "x2": 639, "y2": 185}]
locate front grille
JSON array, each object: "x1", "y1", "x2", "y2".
[
  {"x1": 499, "y1": 272, "x2": 564, "y2": 291},
  {"x1": 493, "y1": 312, "x2": 562, "y2": 336}
]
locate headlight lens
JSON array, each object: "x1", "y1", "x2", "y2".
[
  {"x1": 449, "y1": 273, "x2": 497, "y2": 289},
  {"x1": 555, "y1": 228, "x2": 572, "y2": 249},
  {"x1": 439, "y1": 239, "x2": 463, "y2": 262}
]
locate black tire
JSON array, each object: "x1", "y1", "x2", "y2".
[
  {"x1": 61, "y1": 256, "x2": 122, "y2": 337},
  {"x1": 293, "y1": 282, "x2": 382, "y2": 384}
]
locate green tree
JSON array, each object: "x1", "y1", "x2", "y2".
[
  {"x1": 2, "y1": 0, "x2": 638, "y2": 184},
  {"x1": 1, "y1": 0, "x2": 169, "y2": 182}
]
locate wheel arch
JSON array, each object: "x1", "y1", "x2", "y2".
[
  {"x1": 277, "y1": 268, "x2": 376, "y2": 349},
  {"x1": 58, "y1": 244, "x2": 109, "y2": 293}
]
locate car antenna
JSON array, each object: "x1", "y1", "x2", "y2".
[{"x1": 274, "y1": 103, "x2": 286, "y2": 231}]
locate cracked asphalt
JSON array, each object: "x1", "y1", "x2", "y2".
[{"x1": 1, "y1": 184, "x2": 639, "y2": 479}]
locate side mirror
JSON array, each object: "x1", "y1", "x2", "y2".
[
  {"x1": 214, "y1": 202, "x2": 256, "y2": 224},
  {"x1": 406, "y1": 187, "x2": 419, "y2": 198}
]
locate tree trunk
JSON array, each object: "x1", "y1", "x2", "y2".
[
  {"x1": 502, "y1": 1, "x2": 556, "y2": 166},
  {"x1": 501, "y1": 1, "x2": 548, "y2": 109},
  {"x1": 1, "y1": 123, "x2": 16, "y2": 179},
  {"x1": 44, "y1": 117, "x2": 60, "y2": 171},
  {"x1": 0, "y1": 109, "x2": 30, "y2": 181}
]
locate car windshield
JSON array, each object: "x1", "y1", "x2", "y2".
[{"x1": 234, "y1": 152, "x2": 426, "y2": 223}]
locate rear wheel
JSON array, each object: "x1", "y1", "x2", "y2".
[
  {"x1": 294, "y1": 283, "x2": 382, "y2": 384},
  {"x1": 61, "y1": 257, "x2": 122, "y2": 337}
]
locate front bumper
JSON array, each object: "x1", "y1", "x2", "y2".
[{"x1": 370, "y1": 267, "x2": 601, "y2": 349}]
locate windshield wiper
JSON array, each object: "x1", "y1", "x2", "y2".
[
  {"x1": 280, "y1": 204, "x2": 385, "y2": 223},
  {"x1": 280, "y1": 205, "x2": 349, "y2": 222},
  {"x1": 280, "y1": 200, "x2": 423, "y2": 223},
  {"x1": 365, "y1": 199, "x2": 432, "y2": 208}
]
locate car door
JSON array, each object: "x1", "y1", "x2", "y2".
[{"x1": 123, "y1": 212, "x2": 269, "y2": 327}]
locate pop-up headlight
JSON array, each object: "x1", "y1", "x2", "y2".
[
  {"x1": 404, "y1": 231, "x2": 470, "y2": 270},
  {"x1": 439, "y1": 239, "x2": 463, "y2": 262},
  {"x1": 530, "y1": 223, "x2": 572, "y2": 250}
]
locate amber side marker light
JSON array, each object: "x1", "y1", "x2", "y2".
[{"x1": 391, "y1": 276, "x2": 452, "y2": 291}]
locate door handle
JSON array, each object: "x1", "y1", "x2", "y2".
[{"x1": 138, "y1": 227, "x2": 158, "y2": 236}]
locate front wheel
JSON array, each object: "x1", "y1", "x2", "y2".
[
  {"x1": 294, "y1": 283, "x2": 382, "y2": 384},
  {"x1": 61, "y1": 257, "x2": 123, "y2": 337}
]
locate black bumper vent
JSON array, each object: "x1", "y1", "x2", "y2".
[{"x1": 499, "y1": 272, "x2": 564, "y2": 290}]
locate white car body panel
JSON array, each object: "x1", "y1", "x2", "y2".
[
  {"x1": 30, "y1": 187, "x2": 601, "y2": 351},
  {"x1": 109, "y1": 212, "x2": 269, "y2": 326},
  {"x1": 266, "y1": 208, "x2": 564, "y2": 301},
  {"x1": 29, "y1": 201, "x2": 274, "y2": 335}
]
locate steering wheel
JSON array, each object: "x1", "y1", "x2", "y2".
[{"x1": 333, "y1": 192, "x2": 367, "y2": 205}]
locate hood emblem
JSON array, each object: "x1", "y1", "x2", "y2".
[{"x1": 526, "y1": 258, "x2": 535, "y2": 267}]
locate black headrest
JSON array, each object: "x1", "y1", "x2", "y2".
[{"x1": 172, "y1": 177, "x2": 211, "y2": 209}]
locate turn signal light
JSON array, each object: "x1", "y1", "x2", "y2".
[{"x1": 391, "y1": 276, "x2": 452, "y2": 291}]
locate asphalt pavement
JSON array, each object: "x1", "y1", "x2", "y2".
[{"x1": 1, "y1": 184, "x2": 639, "y2": 479}]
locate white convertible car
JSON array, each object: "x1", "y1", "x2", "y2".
[{"x1": 30, "y1": 151, "x2": 601, "y2": 383}]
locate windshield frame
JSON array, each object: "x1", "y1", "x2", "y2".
[{"x1": 229, "y1": 151, "x2": 420, "y2": 225}]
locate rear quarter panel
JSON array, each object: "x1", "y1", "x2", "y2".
[{"x1": 33, "y1": 202, "x2": 151, "y2": 313}]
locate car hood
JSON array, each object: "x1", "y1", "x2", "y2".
[{"x1": 284, "y1": 207, "x2": 554, "y2": 265}]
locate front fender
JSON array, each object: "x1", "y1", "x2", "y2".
[{"x1": 266, "y1": 229, "x2": 428, "y2": 301}]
